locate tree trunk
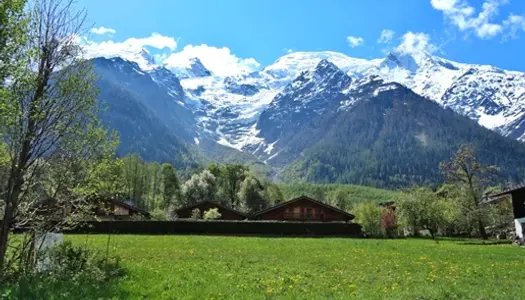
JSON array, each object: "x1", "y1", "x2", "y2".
[
  {"x1": 0, "y1": 203, "x2": 13, "y2": 275},
  {"x1": 478, "y1": 219, "x2": 488, "y2": 240},
  {"x1": 428, "y1": 229, "x2": 439, "y2": 244}
]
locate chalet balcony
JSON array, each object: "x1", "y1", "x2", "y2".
[{"x1": 282, "y1": 213, "x2": 325, "y2": 221}]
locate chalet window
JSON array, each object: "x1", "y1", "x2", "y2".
[{"x1": 306, "y1": 208, "x2": 313, "y2": 218}]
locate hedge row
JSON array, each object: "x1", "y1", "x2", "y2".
[{"x1": 66, "y1": 220, "x2": 363, "y2": 237}]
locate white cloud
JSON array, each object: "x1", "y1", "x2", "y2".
[
  {"x1": 346, "y1": 36, "x2": 365, "y2": 48},
  {"x1": 283, "y1": 48, "x2": 294, "y2": 54},
  {"x1": 430, "y1": 0, "x2": 525, "y2": 39},
  {"x1": 394, "y1": 32, "x2": 438, "y2": 54},
  {"x1": 504, "y1": 14, "x2": 525, "y2": 38},
  {"x1": 83, "y1": 33, "x2": 177, "y2": 57},
  {"x1": 90, "y1": 26, "x2": 116, "y2": 36},
  {"x1": 81, "y1": 33, "x2": 177, "y2": 70},
  {"x1": 377, "y1": 29, "x2": 395, "y2": 44},
  {"x1": 163, "y1": 44, "x2": 260, "y2": 76}
]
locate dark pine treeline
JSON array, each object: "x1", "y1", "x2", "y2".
[{"x1": 280, "y1": 86, "x2": 525, "y2": 188}]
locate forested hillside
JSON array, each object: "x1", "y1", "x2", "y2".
[{"x1": 280, "y1": 81, "x2": 525, "y2": 188}]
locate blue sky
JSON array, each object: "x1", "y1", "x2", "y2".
[{"x1": 80, "y1": 0, "x2": 525, "y2": 74}]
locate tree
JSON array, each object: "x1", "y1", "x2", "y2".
[
  {"x1": 380, "y1": 206, "x2": 397, "y2": 238},
  {"x1": 238, "y1": 175, "x2": 268, "y2": 213},
  {"x1": 203, "y1": 208, "x2": 221, "y2": 220},
  {"x1": 223, "y1": 164, "x2": 248, "y2": 209},
  {"x1": 161, "y1": 163, "x2": 180, "y2": 210},
  {"x1": 0, "y1": 0, "x2": 115, "y2": 276},
  {"x1": 397, "y1": 187, "x2": 452, "y2": 242},
  {"x1": 262, "y1": 182, "x2": 284, "y2": 205},
  {"x1": 207, "y1": 164, "x2": 248, "y2": 209},
  {"x1": 440, "y1": 144, "x2": 498, "y2": 239},
  {"x1": 353, "y1": 201, "x2": 383, "y2": 237},
  {"x1": 334, "y1": 189, "x2": 348, "y2": 211},
  {"x1": 180, "y1": 170, "x2": 217, "y2": 206}
]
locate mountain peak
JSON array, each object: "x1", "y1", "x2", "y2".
[
  {"x1": 166, "y1": 57, "x2": 212, "y2": 80},
  {"x1": 314, "y1": 59, "x2": 341, "y2": 73},
  {"x1": 381, "y1": 51, "x2": 430, "y2": 73},
  {"x1": 139, "y1": 48, "x2": 156, "y2": 66}
]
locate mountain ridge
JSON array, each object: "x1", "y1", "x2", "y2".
[{"x1": 87, "y1": 49, "x2": 525, "y2": 187}]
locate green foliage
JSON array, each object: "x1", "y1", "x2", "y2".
[
  {"x1": 161, "y1": 163, "x2": 180, "y2": 209},
  {"x1": 1, "y1": 240, "x2": 124, "y2": 299},
  {"x1": 353, "y1": 201, "x2": 383, "y2": 237},
  {"x1": 278, "y1": 183, "x2": 402, "y2": 208},
  {"x1": 191, "y1": 208, "x2": 201, "y2": 219},
  {"x1": 440, "y1": 144, "x2": 497, "y2": 239},
  {"x1": 207, "y1": 164, "x2": 248, "y2": 208},
  {"x1": 150, "y1": 208, "x2": 168, "y2": 221},
  {"x1": 181, "y1": 170, "x2": 217, "y2": 206},
  {"x1": 0, "y1": 0, "x2": 27, "y2": 84},
  {"x1": 238, "y1": 175, "x2": 268, "y2": 213},
  {"x1": 279, "y1": 88, "x2": 525, "y2": 188},
  {"x1": 262, "y1": 183, "x2": 284, "y2": 205},
  {"x1": 203, "y1": 208, "x2": 222, "y2": 220},
  {"x1": 398, "y1": 187, "x2": 453, "y2": 240}
]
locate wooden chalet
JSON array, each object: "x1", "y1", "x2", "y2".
[
  {"x1": 249, "y1": 196, "x2": 355, "y2": 222},
  {"x1": 33, "y1": 196, "x2": 150, "y2": 221},
  {"x1": 485, "y1": 183, "x2": 525, "y2": 241},
  {"x1": 174, "y1": 200, "x2": 247, "y2": 220},
  {"x1": 94, "y1": 197, "x2": 151, "y2": 220}
]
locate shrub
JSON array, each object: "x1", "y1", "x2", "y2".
[
  {"x1": 191, "y1": 208, "x2": 201, "y2": 219},
  {"x1": 203, "y1": 208, "x2": 222, "y2": 220},
  {"x1": 151, "y1": 208, "x2": 168, "y2": 221},
  {"x1": 39, "y1": 240, "x2": 124, "y2": 283}
]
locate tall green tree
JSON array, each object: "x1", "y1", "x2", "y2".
[
  {"x1": 262, "y1": 182, "x2": 284, "y2": 205},
  {"x1": 223, "y1": 164, "x2": 248, "y2": 209},
  {"x1": 238, "y1": 175, "x2": 268, "y2": 213},
  {"x1": 334, "y1": 189, "x2": 348, "y2": 211},
  {"x1": 0, "y1": 0, "x2": 115, "y2": 275},
  {"x1": 180, "y1": 170, "x2": 217, "y2": 206},
  {"x1": 440, "y1": 144, "x2": 498, "y2": 239},
  {"x1": 161, "y1": 163, "x2": 180, "y2": 210}
]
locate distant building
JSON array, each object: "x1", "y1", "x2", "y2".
[
  {"x1": 34, "y1": 196, "x2": 151, "y2": 221},
  {"x1": 93, "y1": 197, "x2": 151, "y2": 220},
  {"x1": 174, "y1": 200, "x2": 247, "y2": 220},
  {"x1": 249, "y1": 196, "x2": 355, "y2": 222},
  {"x1": 485, "y1": 183, "x2": 525, "y2": 241}
]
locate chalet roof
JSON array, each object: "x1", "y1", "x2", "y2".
[
  {"x1": 174, "y1": 200, "x2": 248, "y2": 218},
  {"x1": 249, "y1": 196, "x2": 355, "y2": 220},
  {"x1": 108, "y1": 198, "x2": 151, "y2": 217},
  {"x1": 482, "y1": 182, "x2": 525, "y2": 204}
]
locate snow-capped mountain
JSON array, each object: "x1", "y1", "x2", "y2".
[
  {"x1": 166, "y1": 57, "x2": 213, "y2": 79},
  {"x1": 91, "y1": 48, "x2": 525, "y2": 162},
  {"x1": 254, "y1": 59, "x2": 353, "y2": 160}
]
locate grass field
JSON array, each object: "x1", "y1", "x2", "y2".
[{"x1": 2, "y1": 235, "x2": 525, "y2": 299}]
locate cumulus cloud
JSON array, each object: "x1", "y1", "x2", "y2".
[
  {"x1": 90, "y1": 26, "x2": 116, "y2": 36},
  {"x1": 346, "y1": 36, "x2": 365, "y2": 48},
  {"x1": 430, "y1": 0, "x2": 525, "y2": 39},
  {"x1": 82, "y1": 33, "x2": 177, "y2": 58},
  {"x1": 394, "y1": 32, "x2": 438, "y2": 54},
  {"x1": 163, "y1": 44, "x2": 261, "y2": 76},
  {"x1": 377, "y1": 29, "x2": 395, "y2": 44}
]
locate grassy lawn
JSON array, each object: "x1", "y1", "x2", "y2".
[{"x1": 2, "y1": 235, "x2": 525, "y2": 299}]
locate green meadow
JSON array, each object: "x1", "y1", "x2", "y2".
[{"x1": 2, "y1": 235, "x2": 524, "y2": 299}]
